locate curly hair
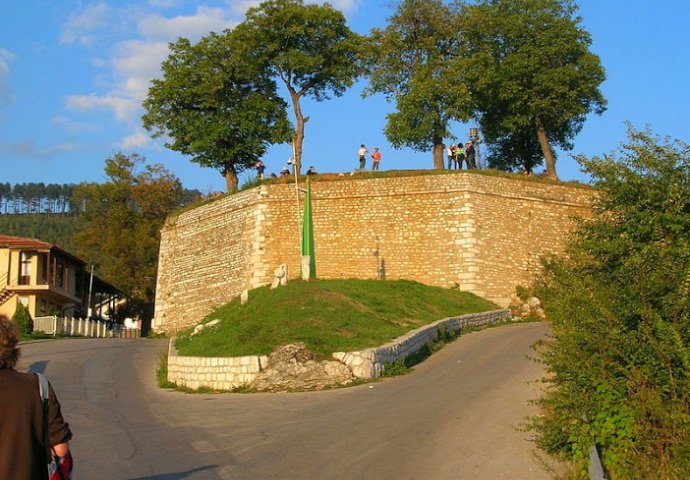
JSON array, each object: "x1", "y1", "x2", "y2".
[{"x1": 0, "y1": 314, "x2": 20, "y2": 370}]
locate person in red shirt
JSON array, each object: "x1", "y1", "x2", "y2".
[{"x1": 371, "y1": 147, "x2": 382, "y2": 171}]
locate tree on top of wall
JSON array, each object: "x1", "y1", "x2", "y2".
[
  {"x1": 143, "y1": 34, "x2": 292, "y2": 193},
  {"x1": 233, "y1": 0, "x2": 364, "y2": 175},
  {"x1": 364, "y1": 0, "x2": 473, "y2": 169},
  {"x1": 459, "y1": 0, "x2": 606, "y2": 179}
]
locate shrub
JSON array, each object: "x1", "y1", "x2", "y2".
[
  {"x1": 12, "y1": 302, "x2": 33, "y2": 335},
  {"x1": 531, "y1": 127, "x2": 690, "y2": 479}
]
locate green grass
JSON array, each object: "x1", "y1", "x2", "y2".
[
  {"x1": 20, "y1": 331, "x2": 69, "y2": 341},
  {"x1": 156, "y1": 350, "x2": 176, "y2": 389},
  {"x1": 174, "y1": 279, "x2": 498, "y2": 358}
]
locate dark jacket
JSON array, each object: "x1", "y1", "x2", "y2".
[{"x1": 0, "y1": 369, "x2": 72, "y2": 480}]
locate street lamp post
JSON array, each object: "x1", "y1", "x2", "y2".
[{"x1": 86, "y1": 264, "x2": 94, "y2": 319}]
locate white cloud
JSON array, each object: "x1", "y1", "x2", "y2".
[
  {"x1": 316, "y1": 0, "x2": 362, "y2": 13},
  {"x1": 228, "y1": 0, "x2": 261, "y2": 16},
  {"x1": 148, "y1": 0, "x2": 180, "y2": 8},
  {"x1": 52, "y1": 116, "x2": 101, "y2": 134},
  {"x1": 44, "y1": 142, "x2": 79, "y2": 155},
  {"x1": 0, "y1": 48, "x2": 16, "y2": 108},
  {"x1": 120, "y1": 128, "x2": 150, "y2": 149},
  {"x1": 138, "y1": 6, "x2": 236, "y2": 41},
  {"x1": 60, "y1": 3, "x2": 113, "y2": 46},
  {"x1": 229, "y1": 0, "x2": 362, "y2": 15},
  {"x1": 59, "y1": 0, "x2": 359, "y2": 148},
  {"x1": 0, "y1": 140, "x2": 77, "y2": 158},
  {"x1": 66, "y1": 93, "x2": 138, "y2": 123},
  {"x1": 112, "y1": 40, "x2": 170, "y2": 98}
]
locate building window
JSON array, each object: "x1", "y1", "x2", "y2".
[
  {"x1": 56, "y1": 263, "x2": 64, "y2": 288},
  {"x1": 39, "y1": 254, "x2": 48, "y2": 285},
  {"x1": 19, "y1": 252, "x2": 31, "y2": 285}
]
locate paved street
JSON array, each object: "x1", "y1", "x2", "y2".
[{"x1": 18, "y1": 322, "x2": 554, "y2": 480}]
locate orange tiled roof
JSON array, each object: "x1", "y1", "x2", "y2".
[
  {"x1": 0, "y1": 234, "x2": 53, "y2": 249},
  {"x1": 0, "y1": 235, "x2": 85, "y2": 266}
]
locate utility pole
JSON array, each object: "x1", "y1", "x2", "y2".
[{"x1": 86, "y1": 265, "x2": 94, "y2": 319}]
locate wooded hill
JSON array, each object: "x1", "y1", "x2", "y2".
[{"x1": 0, "y1": 213, "x2": 83, "y2": 253}]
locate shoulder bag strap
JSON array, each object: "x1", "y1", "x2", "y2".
[{"x1": 34, "y1": 372, "x2": 53, "y2": 464}]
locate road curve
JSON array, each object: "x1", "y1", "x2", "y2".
[{"x1": 18, "y1": 322, "x2": 552, "y2": 480}]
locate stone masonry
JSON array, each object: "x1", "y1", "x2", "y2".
[
  {"x1": 333, "y1": 309, "x2": 511, "y2": 378},
  {"x1": 167, "y1": 309, "x2": 511, "y2": 391},
  {"x1": 153, "y1": 173, "x2": 594, "y2": 332}
]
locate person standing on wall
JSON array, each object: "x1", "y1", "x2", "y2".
[
  {"x1": 465, "y1": 141, "x2": 476, "y2": 169},
  {"x1": 358, "y1": 144, "x2": 368, "y2": 171},
  {"x1": 0, "y1": 314, "x2": 73, "y2": 479},
  {"x1": 456, "y1": 142, "x2": 467, "y2": 169},
  {"x1": 255, "y1": 160, "x2": 266, "y2": 180},
  {"x1": 446, "y1": 144, "x2": 456, "y2": 169},
  {"x1": 371, "y1": 147, "x2": 382, "y2": 171}
]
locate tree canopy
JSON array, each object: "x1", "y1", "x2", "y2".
[
  {"x1": 233, "y1": 0, "x2": 363, "y2": 174},
  {"x1": 142, "y1": 33, "x2": 292, "y2": 192},
  {"x1": 72, "y1": 153, "x2": 189, "y2": 320},
  {"x1": 365, "y1": 0, "x2": 472, "y2": 169},
  {"x1": 532, "y1": 127, "x2": 690, "y2": 477},
  {"x1": 459, "y1": 0, "x2": 606, "y2": 178}
]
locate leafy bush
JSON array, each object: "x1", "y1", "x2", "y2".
[
  {"x1": 12, "y1": 302, "x2": 33, "y2": 335},
  {"x1": 531, "y1": 127, "x2": 690, "y2": 479}
]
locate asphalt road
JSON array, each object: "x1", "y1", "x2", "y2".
[{"x1": 18, "y1": 322, "x2": 554, "y2": 480}]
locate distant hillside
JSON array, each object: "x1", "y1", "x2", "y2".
[{"x1": 0, "y1": 214, "x2": 84, "y2": 254}]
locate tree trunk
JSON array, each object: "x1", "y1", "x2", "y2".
[
  {"x1": 535, "y1": 116, "x2": 558, "y2": 180},
  {"x1": 433, "y1": 143, "x2": 445, "y2": 169},
  {"x1": 288, "y1": 87, "x2": 308, "y2": 175},
  {"x1": 222, "y1": 163, "x2": 238, "y2": 193}
]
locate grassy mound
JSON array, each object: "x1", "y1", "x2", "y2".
[{"x1": 174, "y1": 279, "x2": 498, "y2": 358}]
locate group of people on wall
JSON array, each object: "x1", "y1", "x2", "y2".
[
  {"x1": 445, "y1": 141, "x2": 477, "y2": 170},
  {"x1": 255, "y1": 160, "x2": 318, "y2": 180},
  {"x1": 253, "y1": 138, "x2": 480, "y2": 180}
]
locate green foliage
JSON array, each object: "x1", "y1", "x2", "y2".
[
  {"x1": 175, "y1": 279, "x2": 497, "y2": 358},
  {"x1": 143, "y1": 33, "x2": 292, "y2": 192},
  {"x1": 0, "y1": 214, "x2": 84, "y2": 253},
  {"x1": 382, "y1": 324, "x2": 465, "y2": 377},
  {"x1": 156, "y1": 350, "x2": 176, "y2": 389},
  {"x1": 459, "y1": 0, "x2": 606, "y2": 178},
  {"x1": 532, "y1": 127, "x2": 690, "y2": 478},
  {"x1": 12, "y1": 302, "x2": 33, "y2": 335},
  {"x1": 234, "y1": 0, "x2": 364, "y2": 172},
  {"x1": 381, "y1": 358, "x2": 411, "y2": 377},
  {"x1": 365, "y1": 0, "x2": 472, "y2": 169},
  {"x1": 72, "y1": 153, "x2": 189, "y2": 321}
]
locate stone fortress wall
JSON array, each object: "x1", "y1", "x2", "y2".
[{"x1": 153, "y1": 172, "x2": 594, "y2": 332}]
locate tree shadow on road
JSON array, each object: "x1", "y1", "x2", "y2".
[{"x1": 127, "y1": 464, "x2": 218, "y2": 480}]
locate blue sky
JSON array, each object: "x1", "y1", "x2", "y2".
[{"x1": 1, "y1": 1, "x2": 689, "y2": 193}]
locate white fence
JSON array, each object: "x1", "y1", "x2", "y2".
[{"x1": 33, "y1": 316, "x2": 140, "y2": 338}]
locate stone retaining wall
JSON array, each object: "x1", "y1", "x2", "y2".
[
  {"x1": 167, "y1": 338, "x2": 268, "y2": 390},
  {"x1": 333, "y1": 309, "x2": 511, "y2": 378},
  {"x1": 166, "y1": 309, "x2": 511, "y2": 390}
]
